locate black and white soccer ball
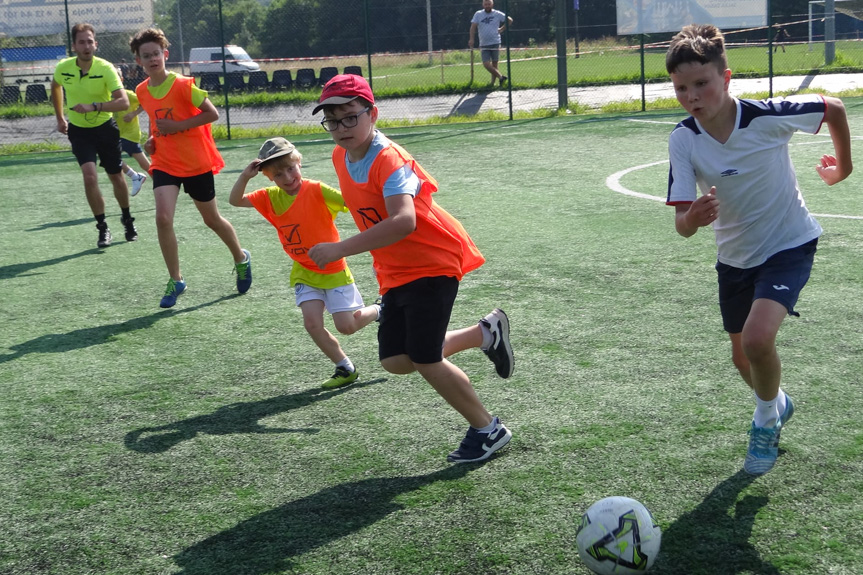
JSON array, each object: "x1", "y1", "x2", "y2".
[{"x1": 575, "y1": 496, "x2": 662, "y2": 574}]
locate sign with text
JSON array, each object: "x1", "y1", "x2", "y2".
[
  {"x1": 0, "y1": 0, "x2": 153, "y2": 37},
  {"x1": 617, "y1": 0, "x2": 766, "y2": 35}
]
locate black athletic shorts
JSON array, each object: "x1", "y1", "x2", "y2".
[
  {"x1": 68, "y1": 118, "x2": 123, "y2": 174},
  {"x1": 151, "y1": 169, "x2": 216, "y2": 202},
  {"x1": 378, "y1": 276, "x2": 459, "y2": 364}
]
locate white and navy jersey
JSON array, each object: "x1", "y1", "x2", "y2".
[{"x1": 667, "y1": 95, "x2": 825, "y2": 269}]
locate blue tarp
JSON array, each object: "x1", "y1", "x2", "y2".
[{"x1": 1, "y1": 46, "x2": 66, "y2": 63}]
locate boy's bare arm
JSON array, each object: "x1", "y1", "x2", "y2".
[
  {"x1": 817, "y1": 96, "x2": 853, "y2": 186},
  {"x1": 229, "y1": 160, "x2": 261, "y2": 207},
  {"x1": 308, "y1": 192, "x2": 416, "y2": 269},
  {"x1": 674, "y1": 187, "x2": 719, "y2": 237}
]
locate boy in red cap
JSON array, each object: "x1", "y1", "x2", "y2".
[{"x1": 309, "y1": 74, "x2": 514, "y2": 463}]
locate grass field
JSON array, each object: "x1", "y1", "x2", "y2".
[{"x1": 2, "y1": 104, "x2": 863, "y2": 574}]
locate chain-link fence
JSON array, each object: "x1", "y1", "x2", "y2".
[{"x1": 2, "y1": 0, "x2": 863, "y2": 146}]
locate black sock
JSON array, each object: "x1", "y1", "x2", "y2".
[
  {"x1": 121, "y1": 207, "x2": 132, "y2": 220},
  {"x1": 95, "y1": 213, "x2": 106, "y2": 225}
]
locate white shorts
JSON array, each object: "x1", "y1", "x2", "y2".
[{"x1": 295, "y1": 282, "x2": 365, "y2": 313}]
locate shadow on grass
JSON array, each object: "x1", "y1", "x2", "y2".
[
  {"x1": 656, "y1": 469, "x2": 781, "y2": 575},
  {"x1": 124, "y1": 377, "x2": 387, "y2": 453},
  {"x1": 0, "y1": 294, "x2": 239, "y2": 363},
  {"x1": 24, "y1": 208, "x2": 156, "y2": 232},
  {"x1": 0, "y1": 247, "x2": 101, "y2": 279},
  {"x1": 173, "y1": 464, "x2": 473, "y2": 575}
]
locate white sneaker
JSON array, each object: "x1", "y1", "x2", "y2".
[{"x1": 130, "y1": 172, "x2": 147, "y2": 196}]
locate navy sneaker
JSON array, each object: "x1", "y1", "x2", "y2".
[
  {"x1": 160, "y1": 278, "x2": 186, "y2": 308},
  {"x1": 235, "y1": 249, "x2": 252, "y2": 294},
  {"x1": 447, "y1": 416, "x2": 512, "y2": 463},
  {"x1": 480, "y1": 308, "x2": 514, "y2": 378}
]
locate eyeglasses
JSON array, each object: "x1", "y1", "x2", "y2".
[{"x1": 320, "y1": 107, "x2": 370, "y2": 132}]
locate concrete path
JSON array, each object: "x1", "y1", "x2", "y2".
[{"x1": 3, "y1": 72, "x2": 863, "y2": 146}]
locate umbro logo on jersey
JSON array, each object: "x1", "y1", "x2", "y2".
[
  {"x1": 720, "y1": 169, "x2": 738, "y2": 177},
  {"x1": 773, "y1": 285, "x2": 790, "y2": 291}
]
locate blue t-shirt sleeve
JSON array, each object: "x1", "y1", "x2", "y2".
[{"x1": 383, "y1": 165, "x2": 420, "y2": 198}]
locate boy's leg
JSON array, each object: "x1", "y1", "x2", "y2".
[
  {"x1": 301, "y1": 300, "x2": 348, "y2": 364},
  {"x1": 414, "y1": 359, "x2": 491, "y2": 429},
  {"x1": 333, "y1": 308, "x2": 378, "y2": 335},
  {"x1": 444, "y1": 309, "x2": 514, "y2": 379},
  {"x1": 131, "y1": 151, "x2": 151, "y2": 172},
  {"x1": 192, "y1": 198, "x2": 245, "y2": 263},
  {"x1": 298, "y1": 288, "x2": 358, "y2": 389},
  {"x1": 154, "y1": 185, "x2": 182, "y2": 280}
]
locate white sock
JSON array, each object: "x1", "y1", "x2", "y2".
[
  {"x1": 372, "y1": 303, "x2": 381, "y2": 321},
  {"x1": 125, "y1": 167, "x2": 136, "y2": 177},
  {"x1": 753, "y1": 392, "x2": 780, "y2": 428},
  {"x1": 479, "y1": 320, "x2": 493, "y2": 350},
  {"x1": 336, "y1": 357, "x2": 355, "y2": 373},
  {"x1": 475, "y1": 417, "x2": 497, "y2": 434}
]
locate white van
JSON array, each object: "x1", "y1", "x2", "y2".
[{"x1": 189, "y1": 46, "x2": 260, "y2": 75}]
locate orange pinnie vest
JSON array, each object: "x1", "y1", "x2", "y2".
[
  {"x1": 332, "y1": 140, "x2": 484, "y2": 293},
  {"x1": 247, "y1": 180, "x2": 347, "y2": 275},
  {"x1": 136, "y1": 75, "x2": 224, "y2": 177}
]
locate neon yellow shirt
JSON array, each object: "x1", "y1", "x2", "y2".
[
  {"x1": 145, "y1": 72, "x2": 207, "y2": 108},
  {"x1": 113, "y1": 89, "x2": 142, "y2": 143},
  {"x1": 53, "y1": 56, "x2": 122, "y2": 128}
]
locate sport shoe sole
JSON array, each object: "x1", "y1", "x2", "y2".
[
  {"x1": 481, "y1": 308, "x2": 514, "y2": 379},
  {"x1": 776, "y1": 392, "x2": 794, "y2": 441}
]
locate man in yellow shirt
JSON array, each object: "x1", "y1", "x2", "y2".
[{"x1": 51, "y1": 22, "x2": 138, "y2": 248}]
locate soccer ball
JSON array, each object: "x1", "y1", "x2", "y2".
[{"x1": 575, "y1": 496, "x2": 661, "y2": 574}]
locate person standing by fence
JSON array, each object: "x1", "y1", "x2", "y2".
[{"x1": 468, "y1": 0, "x2": 513, "y2": 87}]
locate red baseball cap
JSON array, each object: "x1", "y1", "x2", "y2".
[{"x1": 313, "y1": 74, "x2": 375, "y2": 115}]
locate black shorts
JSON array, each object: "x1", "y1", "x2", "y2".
[
  {"x1": 716, "y1": 238, "x2": 818, "y2": 333},
  {"x1": 378, "y1": 276, "x2": 459, "y2": 364},
  {"x1": 68, "y1": 118, "x2": 123, "y2": 174},
  {"x1": 151, "y1": 169, "x2": 216, "y2": 202},
  {"x1": 120, "y1": 137, "x2": 144, "y2": 157}
]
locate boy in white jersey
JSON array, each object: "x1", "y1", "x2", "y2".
[{"x1": 666, "y1": 24, "x2": 852, "y2": 475}]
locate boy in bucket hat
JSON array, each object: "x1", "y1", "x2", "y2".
[
  {"x1": 230, "y1": 137, "x2": 381, "y2": 389},
  {"x1": 309, "y1": 74, "x2": 515, "y2": 463}
]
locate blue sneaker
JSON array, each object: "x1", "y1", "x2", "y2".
[
  {"x1": 235, "y1": 249, "x2": 252, "y2": 294},
  {"x1": 744, "y1": 421, "x2": 781, "y2": 475},
  {"x1": 447, "y1": 416, "x2": 512, "y2": 463},
  {"x1": 160, "y1": 278, "x2": 186, "y2": 308}
]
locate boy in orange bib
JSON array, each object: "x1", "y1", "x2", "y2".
[
  {"x1": 309, "y1": 74, "x2": 514, "y2": 463},
  {"x1": 130, "y1": 28, "x2": 252, "y2": 308},
  {"x1": 230, "y1": 138, "x2": 380, "y2": 389}
]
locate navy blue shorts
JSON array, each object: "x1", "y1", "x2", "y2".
[
  {"x1": 378, "y1": 276, "x2": 459, "y2": 364},
  {"x1": 716, "y1": 238, "x2": 818, "y2": 333},
  {"x1": 68, "y1": 118, "x2": 123, "y2": 174},
  {"x1": 120, "y1": 137, "x2": 144, "y2": 157},
  {"x1": 151, "y1": 169, "x2": 216, "y2": 202}
]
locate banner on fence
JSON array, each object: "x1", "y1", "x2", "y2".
[
  {"x1": 0, "y1": 0, "x2": 154, "y2": 37},
  {"x1": 616, "y1": 0, "x2": 767, "y2": 34}
]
